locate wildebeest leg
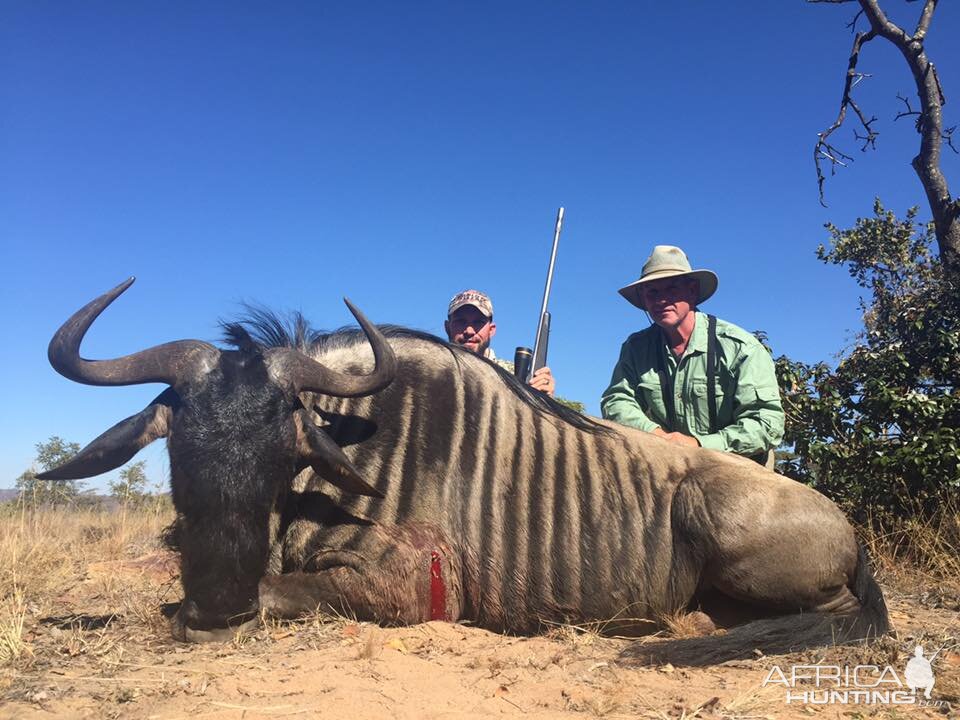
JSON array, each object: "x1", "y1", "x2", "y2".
[
  {"x1": 675, "y1": 467, "x2": 861, "y2": 619},
  {"x1": 624, "y1": 465, "x2": 888, "y2": 665},
  {"x1": 261, "y1": 522, "x2": 462, "y2": 625}
]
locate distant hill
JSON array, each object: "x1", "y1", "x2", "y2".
[{"x1": 0, "y1": 488, "x2": 127, "y2": 509}]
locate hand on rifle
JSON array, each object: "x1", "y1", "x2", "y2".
[
  {"x1": 529, "y1": 367, "x2": 555, "y2": 397},
  {"x1": 652, "y1": 427, "x2": 700, "y2": 447}
]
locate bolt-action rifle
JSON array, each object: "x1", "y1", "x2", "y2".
[{"x1": 514, "y1": 207, "x2": 564, "y2": 384}]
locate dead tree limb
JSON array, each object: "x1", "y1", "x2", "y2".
[
  {"x1": 811, "y1": 0, "x2": 960, "y2": 278},
  {"x1": 813, "y1": 27, "x2": 877, "y2": 206}
]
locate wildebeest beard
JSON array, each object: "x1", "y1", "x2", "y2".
[
  {"x1": 39, "y1": 279, "x2": 890, "y2": 664},
  {"x1": 166, "y1": 351, "x2": 299, "y2": 633}
]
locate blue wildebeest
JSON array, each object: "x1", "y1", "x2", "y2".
[{"x1": 40, "y1": 279, "x2": 889, "y2": 665}]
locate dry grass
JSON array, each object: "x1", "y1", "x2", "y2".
[
  {"x1": 0, "y1": 500, "x2": 957, "y2": 718},
  {"x1": 0, "y1": 588, "x2": 30, "y2": 666},
  {"x1": 859, "y1": 499, "x2": 960, "y2": 593},
  {"x1": 658, "y1": 610, "x2": 719, "y2": 640},
  {"x1": 0, "y1": 502, "x2": 175, "y2": 671}
]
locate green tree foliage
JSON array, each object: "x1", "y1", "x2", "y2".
[
  {"x1": 15, "y1": 436, "x2": 83, "y2": 507},
  {"x1": 555, "y1": 396, "x2": 586, "y2": 414},
  {"x1": 775, "y1": 201, "x2": 959, "y2": 517},
  {"x1": 109, "y1": 461, "x2": 151, "y2": 508}
]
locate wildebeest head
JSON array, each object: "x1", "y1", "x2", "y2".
[{"x1": 39, "y1": 278, "x2": 397, "y2": 640}]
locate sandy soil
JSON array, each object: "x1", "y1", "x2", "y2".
[{"x1": 2, "y1": 552, "x2": 958, "y2": 720}]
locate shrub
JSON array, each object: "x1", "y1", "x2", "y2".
[{"x1": 775, "y1": 201, "x2": 959, "y2": 518}]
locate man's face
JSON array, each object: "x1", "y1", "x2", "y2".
[
  {"x1": 640, "y1": 276, "x2": 699, "y2": 330},
  {"x1": 445, "y1": 305, "x2": 496, "y2": 355}
]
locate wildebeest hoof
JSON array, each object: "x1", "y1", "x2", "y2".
[{"x1": 170, "y1": 608, "x2": 260, "y2": 643}]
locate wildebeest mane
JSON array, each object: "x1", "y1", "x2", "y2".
[
  {"x1": 221, "y1": 305, "x2": 324, "y2": 354},
  {"x1": 221, "y1": 308, "x2": 609, "y2": 435}
]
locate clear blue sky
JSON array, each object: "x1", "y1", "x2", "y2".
[{"x1": 3, "y1": 2, "x2": 958, "y2": 492}]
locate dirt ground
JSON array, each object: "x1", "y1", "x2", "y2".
[{"x1": 2, "y1": 551, "x2": 958, "y2": 720}]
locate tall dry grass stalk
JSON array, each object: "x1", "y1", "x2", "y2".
[{"x1": 0, "y1": 588, "x2": 29, "y2": 665}]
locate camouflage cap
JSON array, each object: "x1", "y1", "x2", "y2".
[{"x1": 448, "y1": 289, "x2": 493, "y2": 318}]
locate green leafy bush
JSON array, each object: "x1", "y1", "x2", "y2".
[{"x1": 775, "y1": 201, "x2": 959, "y2": 518}]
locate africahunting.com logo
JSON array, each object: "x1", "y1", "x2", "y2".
[{"x1": 762, "y1": 645, "x2": 947, "y2": 706}]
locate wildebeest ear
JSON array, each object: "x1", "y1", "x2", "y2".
[
  {"x1": 295, "y1": 410, "x2": 384, "y2": 498},
  {"x1": 37, "y1": 388, "x2": 177, "y2": 480}
]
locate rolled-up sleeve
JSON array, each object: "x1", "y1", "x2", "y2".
[
  {"x1": 693, "y1": 344, "x2": 785, "y2": 455},
  {"x1": 601, "y1": 342, "x2": 660, "y2": 433}
]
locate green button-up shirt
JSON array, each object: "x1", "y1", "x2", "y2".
[{"x1": 600, "y1": 312, "x2": 785, "y2": 457}]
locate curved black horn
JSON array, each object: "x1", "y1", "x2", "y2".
[
  {"x1": 48, "y1": 277, "x2": 219, "y2": 387},
  {"x1": 270, "y1": 299, "x2": 397, "y2": 397}
]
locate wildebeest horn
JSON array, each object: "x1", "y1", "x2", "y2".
[
  {"x1": 47, "y1": 277, "x2": 219, "y2": 387},
  {"x1": 37, "y1": 389, "x2": 177, "y2": 480},
  {"x1": 294, "y1": 410, "x2": 384, "y2": 498},
  {"x1": 269, "y1": 298, "x2": 397, "y2": 397}
]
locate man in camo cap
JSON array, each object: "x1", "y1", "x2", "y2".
[{"x1": 445, "y1": 289, "x2": 556, "y2": 396}]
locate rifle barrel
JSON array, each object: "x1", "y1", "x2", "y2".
[{"x1": 531, "y1": 207, "x2": 563, "y2": 371}]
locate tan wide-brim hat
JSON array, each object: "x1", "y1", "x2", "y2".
[{"x1": 618, "y1": 245, "x2": 719, "y2": 310}]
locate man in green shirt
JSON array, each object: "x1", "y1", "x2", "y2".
[{"x1": 601, "y1": 245, "x2": 784, "y2": 467}]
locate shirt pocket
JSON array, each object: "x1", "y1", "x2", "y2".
[
  {"x1": 635, "y1": 379, "x2": 666, "y2": 425},
  {"x1": 738, "y1": 384, "x2": 781, "y2": 409},
  {"x1": 691, "y1": 379, "x2": 725, "y2": 433},
  {"x1": 754, "y1": 386, "x2": 782, "y2": 406}
]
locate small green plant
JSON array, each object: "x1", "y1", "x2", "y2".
[{"x1": 109, "y1": 461, "x2": 151, "y2": 508}]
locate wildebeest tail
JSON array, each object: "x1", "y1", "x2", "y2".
[
  {"x1": 619, "y1": 544, "x2": 891, "y2": 667},
  {"x1": 849, "y1": 543, "x2": 890, "y2": 636}
]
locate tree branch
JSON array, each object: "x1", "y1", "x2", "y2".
[
  {"x1": 943, "y1": 125, "x2": 958, "y2": 154},
  {"x1": 814, "y1": 28, "x2": 877, "y2": 206},
  {"x1": 914, "y1": 0, "x2": 937, "y2": 39},
  {"x1": 812, "y1": 0, "x2": 960, "y2": 276},
  {"x1": 847, "y1": 9, "x2": 865, "y2": 31},
  {"x1": 895, "y1": 93, "x2": 922, "y2": 131},
  {"x1": 858, "y1": 0, "x2": 908, "y2": 43}
]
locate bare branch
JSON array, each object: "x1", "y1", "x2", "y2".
[
  {"x1": 818, "y1": 143, "x2": 854, "y2": 167},
  {"x1": 858, "y1": 0, "x2": 907, "y2": 41},
  {"x1": 814, "y1": 28, "x2": 877, "y2": 206},
  {"x1": 894, "y1": 93, "x2": 921, "y2": 123},
  {"x1": 914, "y1": 0, "x2": 937, "y2": 39},
  {"x1": 813, "y1": 0, "x2": 959, "y2": 276},
  {"x1": 846, "y1": 9, "x2": 865, "y2": 31},
  {"x1": 850, "y1": 98, "x2": 879, "y2": 150},
  {"x1": 944, "y1": 125, "x2": 958, "y2": 154}
]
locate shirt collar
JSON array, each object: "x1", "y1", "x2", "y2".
[
  {"x1": 687, "y1": 311, "x2": 709, "y2": 355},
  {"x1": 657, "y1": 311, "x2": 707, "y2": 359}
]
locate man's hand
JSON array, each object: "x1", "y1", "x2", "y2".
[
  {"x1": 529, "y1": 367, "x2": 555, "y2": 397},
  {"x1": 652, "y1": 427, "x2": 700, "y2": 447}
]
